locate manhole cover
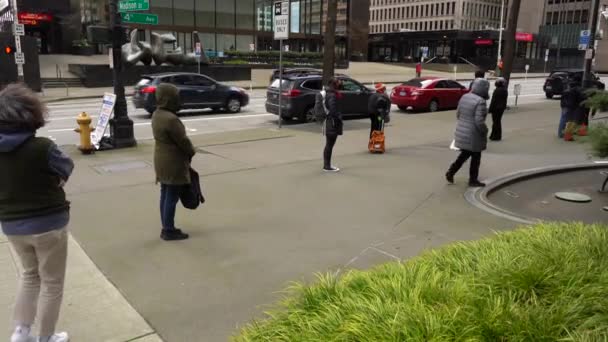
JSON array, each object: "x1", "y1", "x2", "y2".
[
  {"x1": 93, "y1": 161, "x2": 151, "y2": 174},
  {"x1": 555, "y1": 192, "x2": 592, "y2": 203}
]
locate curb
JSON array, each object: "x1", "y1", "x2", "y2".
[
  {"x1": 42, "y1": 75, "x2": 548, "y2": 103},
  {"x1": 465, "y1": 162, "x2": 608, "y2": 224}
]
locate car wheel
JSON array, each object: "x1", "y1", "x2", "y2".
[
  {"x1": 398, "y1": 105, "x2": 408, "y2": 111},
  {"x1": 428, "y1": 99, "x2": 439, "y2": 112},
  {"x1": 545, "y1": 92, "x2": 554, "y2": 99},
  {"x1": 226, "y1": 97, "x2": 241, "y2": 113},
  {"x1": 299, "y1": 106, "x2": 316, "y2": 123}
]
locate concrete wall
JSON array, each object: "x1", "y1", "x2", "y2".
[{"x1": 517, "y1": 0, "x2": 544, "y2": 34}]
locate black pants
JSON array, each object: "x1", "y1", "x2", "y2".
[
  {"x1": 324, "y1": 134, "x2": 338, "y2": 168},
  {"x1": 490, "y1": 110, "x2": 504, "y2": 141},
  {"x1": 447, "y1": 150, "x2": 482, "y2": 182},
  {"x1": 370, "y1": 116, "x2": 382, "y2": 138}
]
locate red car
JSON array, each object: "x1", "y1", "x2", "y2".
[{"x1": 391, "y1": 77, "x2": 469, "y2": 112}]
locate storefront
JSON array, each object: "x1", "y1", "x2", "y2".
[{"x1": 19, "y1": 12, "x2": 56, "y2": 54}]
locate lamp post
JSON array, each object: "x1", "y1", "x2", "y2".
[
  {"x1": 582, "y1": 0, "x2": 601, "y2": 89},
  {"x1": 497, "y1": 0, "x2": 505, "y2": 76},
  {"x1": 108, "y1": 0, "x2": 136, "y2": 148}
]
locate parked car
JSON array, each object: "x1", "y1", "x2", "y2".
[
  {"x1": 543, "y1": 69, "x2": 605, "y2": 99},
  {"x1": 265, "y1": 73, "x2": 373, "y2": 122},
  {"x1": 269, "y1": 68, "x2": 321, "y2": 82},
  {"x1": 391, "y1": 77, "x2": 469, "y2": 112},
  {"x1": 133, "y1": 72, "x2": 249, "y2": 115}
]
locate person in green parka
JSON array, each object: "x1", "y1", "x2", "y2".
[{"x1": 151, "y1": 83, "x2": 196, "y2": 241}]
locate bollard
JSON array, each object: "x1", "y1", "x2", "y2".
[{"x1": 74, "y1": 112, "x2": 94, "y2": 154}]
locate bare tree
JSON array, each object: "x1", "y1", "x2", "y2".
[
  {"x1": 501, "y1": 0, "x2": 522, "y2": 83},
  {"x1": 322, "y1": 0, "x2": 338, "y2": 86}
]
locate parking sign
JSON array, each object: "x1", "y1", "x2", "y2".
[{"x1": 274, "y1": 1, "x2": 289, "y2": 40}]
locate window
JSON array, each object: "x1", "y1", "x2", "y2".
[
  {"x1": 434, "y1": 81, "x2": 448, "y2": 89},
  {"x1": 301, "y1": 79, "x2": 322, "y2": 90},
  {"x1": 446, "y1": 80, "x2": 464, "y2": 89},
  {"x1": 171, "y1": 75, "x2": 194, "y2": 86},
  {"x1": 174, "y1": 0, "x2": 194, "y2": 26},
  {"x1": 216, "y1": 0, "x2": 235, "y2": 29},
  {"x1": 190, "y1": 75, "x2": 215, "y2": 86},
  {"x1": 237, "y1": 0, "x2": 254, "y2": 30},
  {"x1": 340, "y1": 79, "x2": 363, "y2": 92}
]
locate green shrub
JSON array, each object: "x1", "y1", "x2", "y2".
[
  {"x1": 589, "y1": 122, "x2": 608, "y2": 158},
  {"x1": 223, "y1": 59, "x2": 249, "y2": 65},
  {"x1": 584, "y1": 89, "x2": 608, "y2": 112},
  {"x1": 235, "y1": 223, "x2": 608, "y2": 341}
]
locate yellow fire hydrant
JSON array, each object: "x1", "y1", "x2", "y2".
[{"x1": 75, "y1": 112, "x2": 94, "y2": 154}]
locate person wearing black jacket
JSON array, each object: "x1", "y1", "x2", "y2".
[
  {"x1": 489, "y1": 78, "x2": 508, "y2": 141},
  {"x1": 322, "y1": 78, "x2": 343, "y2": 172},
  {"x1": 559, "y1": 80, "x2": 583, "y2": 138},
  {"x1": 367, "y1": 83, "x2": 391, "y2": 137}
]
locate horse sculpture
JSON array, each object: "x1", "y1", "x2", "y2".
[{"x1": 121, "y1": 29, "x2": 209, "y2": 66}]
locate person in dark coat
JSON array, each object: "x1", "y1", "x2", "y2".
[
  {"x1": 322, "y1": 78, "x2": 343, "y2": 172},
  {"x1": 559, "y1": 81, "x2": 582, "y2": 138},
  {"x1": 446, "y1": 78, "x2": 490, "y2": 187},
  {"x1": 489, "y1": 78, "x2": 508, "y2": 141},
  {"x1": 367, "y1": 83, "x2": 391, "y2": 138},
  {"x1": 468, "y1": 70, "x2": 485, "y2": 90},
  {"x1": 151, "y1": 83, "x2": 196, "y2": 241},
  {"x1": 0, "y1": 84, "x2": 74, "y2": 342}
]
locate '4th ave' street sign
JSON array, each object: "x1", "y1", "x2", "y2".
[
  {"x1": 119, "y1": 0, "x2": 150, "y2": 12},
  {"x1": 121, "y1": 12, "x2": 158, "y2": 25}
]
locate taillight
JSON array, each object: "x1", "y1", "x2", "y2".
[
  {"x1": 282, "y1": 89, "x2": 302, "y2": 97},
  {"x1": 141, "y1": 86, "x2": 156, "y2": 94}
]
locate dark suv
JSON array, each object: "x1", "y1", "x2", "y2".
[
  {"x1": 265, "y1": 74, "x2": 373, "y2": 122},
  {"x1": 133, "y1": 72, "x2": 249, "y2": 115},
  {"x1": 543, "y1": 70, "x2": 604, "y2": 99}
]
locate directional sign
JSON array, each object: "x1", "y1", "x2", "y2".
[
  {"x1": 195, "y1": 42, "x2": 201, "y2": 56},
  {"x1": 119, "y1": 0, "x2": 150, "y2": 12},
  {"x1": 121, "y1": 12, "x2": 158, "y2": 25},
  {"x1": 579, "y1": 30, "x2": 591, "y2": 50},
  {"x1": 274, "y1": 1, "x2": 289, "y2": 40}
]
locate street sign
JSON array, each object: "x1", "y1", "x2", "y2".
[
  {"x1": 545, "y1": 49, "x2": 549, "y2": 62},
  {"x1": 514, "y1": 84, "x2": 522, "y2": 96},
  {"x1": 195, "y1": 42, "x2": 201, "y2": 56},
  {"x1": 579, "y1": 30, "x2": 591, "y2": 50},
  {"x1": 14, "y1": 52, "x2": 24, "y2": 64},
  {"x1": 421, "y1": 46, "x2": 429, "y2": 58},
  {"x1": 91, "y1": 93, "x2": 117, "y2": 149},
  {"x1": 525, "y1": 64, "x2": 529, "y2": 71},
  {"x1": 0, "y1": 0, "x2": 8, "y2": 12},
  {"x1": 120, "y1": 12, "x2": 158, "y2": 25},
  {"x1": 274, "y1": 1, "x2": 289, "y2": 40},
  {"x1": 13, "y1": 23, "x2": 24, "y2": 36},
  {"x1": 585, "y1": 48, "x2": 594, "y2": 60},
  {"x1": 118, "y1": 0, "x2": 149, "y2": 12}
]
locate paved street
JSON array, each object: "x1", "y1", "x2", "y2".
[{"x1": 43, "y1": 77, "x2": 559, "y2": 146}]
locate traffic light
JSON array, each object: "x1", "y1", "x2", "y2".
[{"x1": 4, "y1": 45, "x2": 15, "y2": 55}]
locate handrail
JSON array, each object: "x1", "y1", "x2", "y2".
[
  {"x1": 41, "y1": 81, "x2": 69, "y2": 97},
  {"x1": 424, "y1": 56, "x2": 437, "y2": 64},
  {"x1": 458, "y1": 57, "x2": 478, "y2": 68}
]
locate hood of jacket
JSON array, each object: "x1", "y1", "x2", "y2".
[
  {"x1": 0, "y1": 131, "x2": 33, "y2": 152},
  {"x1": 155, "y1": 83, "x2": 181, "y2": 113},
  {"x1": 470, "y1": 78, "x2": 490, "y2": 100}
]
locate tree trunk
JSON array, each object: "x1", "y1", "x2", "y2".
[
  {"x1": 501, "y1": 0, "x2": 522, "y2": 83},
  {"x1": 322, "y1": 0, "x2": 338, "y2": 86}
]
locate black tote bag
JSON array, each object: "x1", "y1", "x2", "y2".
[{"x1": 180, "y1": 167, "x2": 205, "y2": 210}]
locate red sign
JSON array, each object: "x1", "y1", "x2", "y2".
[
  {"x1": 516, "y1": 32, "x2": 534, "y2": 42},
  {"x1": 18, "y1": 12, "x2": 53, "y2": 25},
  {"x1": 475, "y1": 39, "x2": 493, "y2": 46}
]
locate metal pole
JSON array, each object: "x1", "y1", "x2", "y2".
[
  {"x1": 497, "y1": 0, "x2": 505, "y2": 73},
  {"x1": 278, "y1": 39, "x2": 283, "y2": 129},
  {"x1": 108, "y1": 0, "x2": 136, "y2": 148},
  {"x1": 583, "y1": 0, "x2": 601, "y2": 88},
  {"x1": 10, "y1": 0, "x2": 23, "y2": 82}
]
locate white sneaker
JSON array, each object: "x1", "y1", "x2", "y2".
[
  {"x1": 38, "y1": 332, "x2": 69, "y2": 342},
  {"x1": 11, "y1": 326, "x2": 35, "y2": 342},
  {"x1": 323, "y1": 166, "x2": 340, "y2": 172}
]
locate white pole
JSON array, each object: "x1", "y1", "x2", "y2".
[
  {"x1": 497, "y1": 0, "x2": 505, "y2": 73},
  {"x1": 278, "y1": 39, "x2": 283, "y2": 129}
]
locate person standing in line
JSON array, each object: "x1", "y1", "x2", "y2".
[
  {"x1": 446, "y1": 78, "x2": 490, "y2": 187},
  {"x1": 322, "y1": 77, "x2": 343, "y2": 172},
  {"x1": 152, "y1": 83, "x2": 196, "y2": 241},
  {"x1": 469, "y1": 70, "x2": 486, "y2": 90},
  {"x1": 489, "y1": 78, "x2": 509, "y2": 141},
  {"x1": 367, "y1": 83, "x2": 391, "y2": 138},
  {"x1": 0, "y1": 84, "x2": 74, "y2": 342},
  {"x1": 558, "y1": 80, "x2": 582, "y2": 138}
]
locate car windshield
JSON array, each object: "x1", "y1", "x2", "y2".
[
  {"x1": 403, "y1": 78, "x2": 435, "y2": 88},
  {"x1": 270, "y1": 79, "x2": 294, "y2": 90}
]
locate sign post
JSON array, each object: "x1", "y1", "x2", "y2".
[
  {"x1": 195, "y1": 41, "x2": 202, "y2": 74},
  {"x1": 274, "y1": 0, "x2": 289, "y2": 129},
  {"x1": 579, "y1": 30, "x2": 591, "y2": 50},
  {"x1": 514, "y1": 84, "x2": 522, "y2": 107},
  {"x1": 544, "y1": 49, "x2": 549, "y2": 74},
  {"x1": 525, "y1": 64, "x2": 529, "y2": 81},
  {"x1": 9, "y1": 0, "x2": 24, "y2": 79}
]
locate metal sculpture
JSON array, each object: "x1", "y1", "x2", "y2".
[{"x1": 121, "y1": 29, "x2": 209, "y2": 66}]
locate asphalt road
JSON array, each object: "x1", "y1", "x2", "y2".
[{"x1": 43, "y1": 78, "x2": 566, "y2": 146}]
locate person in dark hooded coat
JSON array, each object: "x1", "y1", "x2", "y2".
[
  {"x1": 489, "y1": 77, "x2": 508, "y2": 141},
  {"x1": 152, "y1": 83, "x2": 196, "y2": 241},
  {"x1": 446, "y1": 78, "x2": 490, "y2": 187}
]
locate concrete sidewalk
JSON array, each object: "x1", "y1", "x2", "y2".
[{"x1": 24, "y1": 99, "x2": 590, "y2": 341}]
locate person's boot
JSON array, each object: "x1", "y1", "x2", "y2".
[
  {"x1": 445, "y1": 172, "x2": 454, "y2": 184},
  {"x1": 161, "y1": 228, "x2": 189, "y2": 241},
  {"x1": 468, "y1": 180, "x2": 486, "y2": 187}
]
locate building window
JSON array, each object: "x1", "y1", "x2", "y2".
[
  {"x1": 151, "y1": 0, "x2": 173, "y2": 26},
  {"x1": 216, "y1": 0, "x2": 235, "y2": 29},
  {"x1": 174, "y1": 0, "x2": 194, "y2": 27},
  {"x1": 236, "y1": 0, "x2": 254, "y2": 30}
]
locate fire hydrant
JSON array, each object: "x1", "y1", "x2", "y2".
[{"x1": 75, "y1": 112, "x2": 94, "y2": 154}]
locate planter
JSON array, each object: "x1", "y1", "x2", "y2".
[{"x1": 72, "y1": 45, "x2": 96, "y2": 56}]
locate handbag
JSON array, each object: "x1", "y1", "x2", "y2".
[{"x1": 180, "y1": 167, "x2": 205, "y2": 210}]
